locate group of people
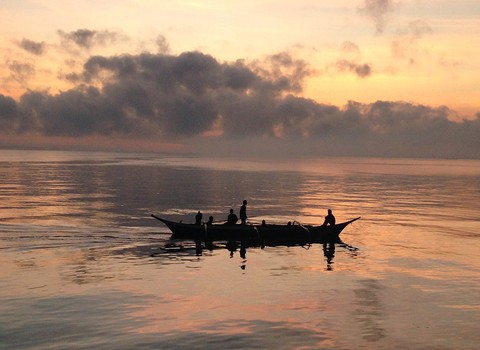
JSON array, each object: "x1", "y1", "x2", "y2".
[
  {"x1": 227, "y1": 200, "x2": 248, "y2": 225},
  {"x1": 195, "y1": 200, "x2": 249, "y2": 226},
  {"x1": 194, "y1": 200, "x2": 337, "y2": 227}
]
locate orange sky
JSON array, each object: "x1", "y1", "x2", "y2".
[
  {"x1": 0, "y1": 1, "x2": 479, "y2": 157},
  {"x1": 1, "y1": 0, "x2": 478, "y2": 116}
]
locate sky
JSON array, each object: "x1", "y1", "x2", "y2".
[{"x1": 1, "y1": 0, "x2": 479, "y2": 158}]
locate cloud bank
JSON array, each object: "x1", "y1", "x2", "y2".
[{"x1": 0, "y1": 50, "x2": 479, "y2": 158}]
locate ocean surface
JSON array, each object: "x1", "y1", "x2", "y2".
[{"x1": 1, "y1": 150, "x2": 479, "y2": 350}]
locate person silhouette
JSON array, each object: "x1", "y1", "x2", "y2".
[
  {"x1": 195, "y1": 211, "x2": 203, "y2": 225},
  {"x1": 206, "y1": 216, "x2": 214, "y2": 225},
  {"x1": 240, "y1": 200, "x2": 248, "y2": 225},
  {"x1": 226, "y1": 209, "x2": 238, "y2": 225},
  {"x1": 322, "y1": 209, "x2": 336, "y2": 226}
]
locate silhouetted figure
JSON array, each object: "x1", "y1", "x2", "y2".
[
  {"x1": 206, "y1": 216, "x2": 214, "y2": 225},
  {"x1": 226, "y1": 209, "x2": 238, "y2": 225},
  {"x1": 261, "y1": 219, "x2": 266, "y2": 226},
  {"x1": 287, "y1": 221, "x2": 292, "y2": 226},
  {"x1": 322, "y1": 209, "x2": 336, "y2": 226},
  {"x1": 240, "y1": 200, "x2": 248, "y2": 224},
  {"x1": 195, "y1": 211, "x2": 203, "y2": 225}
]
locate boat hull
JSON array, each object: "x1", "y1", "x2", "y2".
[{"x1": 152, "y1": 215, "x2": 360, "y2": 245}]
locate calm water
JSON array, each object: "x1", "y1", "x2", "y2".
[{"x1": 1, "y1": 150, "x2": 479, "y2": 349}]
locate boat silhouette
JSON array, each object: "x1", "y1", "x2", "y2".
[{"x1": 151, "y1": 214, "x2": 360, "y2": 245}]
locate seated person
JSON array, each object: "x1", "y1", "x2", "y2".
[
  {"x1": 226, "y1": 209, "x2": 238, "y2": 225},
  {"x1": 322, "y1": 209, "x2": 336, "y2": 226},
  {"x1": 206, "y1": 216, "x2": 214, "y2": 225}
]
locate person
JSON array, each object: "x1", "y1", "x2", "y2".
[
  {"x1": 206, "y1": 216, "x2": 214, "y2": 225},
  {"x1": 240, "y1": 200, "x2": 248, "y2": 225},
  {"x1": 322, "y1": 209, "x2": 336, "y2": 226},
  {"x1": 226, "y1": 209, "x2": 238, "y2": 225},
  {"x1": 195, "y1": 211, "x2": 203, "y2": 225}
]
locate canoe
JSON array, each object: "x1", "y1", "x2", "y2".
[{"x1": 151, "y1": 214, "x2": 360, "y2": 245}]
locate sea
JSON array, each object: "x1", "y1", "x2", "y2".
[{"x1": 0, "y1": 149, "x2": 479, "y2": 350}]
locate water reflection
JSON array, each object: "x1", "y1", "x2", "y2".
[
  {"x1": 115, "y1": 239, "x2": 360, "y2": 273},
  {"x1": 353, "y1": 279, "x2": 386, "y2": 342},
  {"x1": 323, "y1": 243, "x2": 335, "y2": 271},
  {"x1": 2, "y1": 151, "x2": 480, "y2": 349}
]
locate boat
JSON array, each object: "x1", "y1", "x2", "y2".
[{"x1": 151, "y1": 214, "x2": 360, "y2": 245}]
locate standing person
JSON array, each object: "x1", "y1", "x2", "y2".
[
  {"x1": 226, "y1": 209, "x2": 238, "y2": 225},
  {"x1": 322, "y1": 209, "x2": 336, "y2": 226},
  {"x1": 195, "y1": 211, "x2": 203, "y2": 225},
  {"x1": 240, "y1": 200, "x2": 248, "y2": 225}
]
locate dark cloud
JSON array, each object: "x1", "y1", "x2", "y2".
[
  {"x1": 331, "y1": 42, "x2": 371, "y2": 78},
  {"x1": 358, "y1": 0, "x2": 396, "y2": 34},
  {"x1": 8, "y1": 61, "x2": 35, "y2": 83},
  {"x1": 0, "y1": 95, "x2": 17, "y2": 131},
  {"x1": 0, "y1": 50, "x2": 478, "y2": 158},
  {"x1": 58, "y1": 29, "x2": 121, "y2": 49},
  {"x1": 156, "y1": 35, "x2": 170, "y2": 54},
  {"x1": 18, "y1": 39, "x2": 46, "y2": 55},
  {"x1": 256, "y1": 52, "x2": 313, "y2": 93},
  {"x1": 334, "y1": 60, "x2": 372, "y2": 78}
]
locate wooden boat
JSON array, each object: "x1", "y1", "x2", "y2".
[{"x1": 151, "y1": 214, "x2": 360, "y2": 245}]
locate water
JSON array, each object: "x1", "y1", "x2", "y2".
[{"x1": 1, "y1": 150, "x2": 479, "y2": 349}]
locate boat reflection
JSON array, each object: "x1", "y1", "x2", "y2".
[
  {"x1": 142, "y1": 238, "x2": 359, "y2": 271},
  {"x1": 323, "y1": 242, "x2": 335, "y2": 271}
]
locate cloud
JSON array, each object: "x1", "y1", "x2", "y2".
[
  {"x1": 18, "y1": 38, "x2": 46, "y2": 55},
  {"x1": 156, "y1": 35, "x2": 170, "y2": 54},
  {"x1": 8, "y1": 61, "x2": 35, "y2": 84},
  {"x1": 334, "y1": 60, "x2": 372, "y2": 78},
  {"x1": 391, "y1": 20, "x2": 433, "y2": 62},
  {"x1": 0, "y1": 95, "x2": 16, "y2": 115},
  {"x1": 254, "y1": 52, "x2": 314, "y2": 93},
  {"x1": 358, "y1": 0, "x2": 396, "y2": 34},
  {"x1": 0, "y1": 50, "x2": 478, "y2": 158},
  {"x1": 340, "y1": 41, "x2": 360, "y2": 54},
  {"x1": 58, "y1": 29, "x2": 121, "y2": 50},
  {"x1": 408, "y1": 19, "x2": 433, "y2": 39},
  {"x1": 330, "y1": 41, "x2": 372, "y2": 78}
]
